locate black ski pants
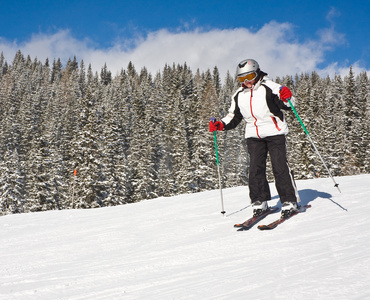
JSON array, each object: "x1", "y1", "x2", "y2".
[{"x1": 247, "y1": 134, "x2": 298, "y2": 204}]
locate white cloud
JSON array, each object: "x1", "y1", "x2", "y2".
[
  {"x1": 326, "y1": 7, "x2": 341, "y2": 23},
  {"x1": 319, "y1": 61, "x2": 370, "y2": 79},
  {"x1": 0, "y1": 21, "x2": 368, "y2": 80}
]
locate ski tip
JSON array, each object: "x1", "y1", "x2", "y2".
[{"x1": 258, "y1": 225, "x2": 275, "y2": 230}]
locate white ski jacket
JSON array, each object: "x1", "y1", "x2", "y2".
[{"x1": 222, "y1": 74, "x2": 294, "y2": 139}]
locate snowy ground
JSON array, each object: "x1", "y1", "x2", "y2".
[{"x1": 1, "y1": 174, "x2": 370, "y2": 300}]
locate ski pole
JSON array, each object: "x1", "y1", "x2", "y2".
[
  {"x1": 210, "y1": 118, "x2": 226, "y2": 215},
  {"x1": 287, "y1": 99, "x2": 341, "y2": 193}
]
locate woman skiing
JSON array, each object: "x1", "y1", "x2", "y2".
[{"x1": 209, "y1": 59, "x2": 299, "y2": 218}]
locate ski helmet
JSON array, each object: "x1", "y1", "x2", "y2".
[{"x1": 236, "y1": 59, "x2": 260, "y2": 82}]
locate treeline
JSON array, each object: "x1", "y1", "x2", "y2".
[{"x1": 0, "y1": 50, "x2": 368, "y2": 215}]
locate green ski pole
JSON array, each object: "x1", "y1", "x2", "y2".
[
  {"x1": 210, "y1": 118, "x2": 226, "y2": 215},
  {"x1": 287, "y1": 99, "x2": 341, "y2": 193}
]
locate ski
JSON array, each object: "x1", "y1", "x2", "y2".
[
  {"x1": 234, "y1": 207, "x2": 279, "y2": 231},
  {"x1": 258, "y1": 205, "x2": 311, "y2": 230}
]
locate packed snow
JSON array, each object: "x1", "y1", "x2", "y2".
[{"x1": 1, "y1": 174, "x2": 370, "y2": 300}]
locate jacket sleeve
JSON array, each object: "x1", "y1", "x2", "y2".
[{"x1": 221, "y1": 90, "x2": 243, "y2": 130}]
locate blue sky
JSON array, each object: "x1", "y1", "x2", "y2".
[{"x1": 0, "y1": 0, "x2": 369, "y2": 79}]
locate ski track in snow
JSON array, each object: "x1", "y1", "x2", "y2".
[{"x1": 1, "y1": 174, "x2": 370, "y2": 300}]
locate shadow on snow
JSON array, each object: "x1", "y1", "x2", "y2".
[{"x1": 298, "y1": 189, "x2": 347, "y2": 211}]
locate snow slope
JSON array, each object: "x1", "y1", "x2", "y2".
[{"x1": 1, "y1": 174, "x2": 370, "y2": 300}]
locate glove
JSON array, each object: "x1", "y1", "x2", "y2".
[
  {"x1": 209, "y1": 120, "x2": 224, "y2": 132},
  {"x1": 279, "y1": 86, "x2": 292, "y2": 102}
]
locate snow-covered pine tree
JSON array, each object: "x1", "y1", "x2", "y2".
[
  {"x1": 125, "y1": 65, "x2": 155, "y2": 201},
  {"x1": 158, "y1": 64, "x2": 190, "y2": 195},
  {"x1": 169, "y1": 65, "x2": 193, "y2": 194},
  {"x1": 98, "y1": 76, "x2": 129, "y2": 206},
  {"x1": 353, "y1": 71, "x2": 369, "y2": 173},
  {"x1": 290, "y1": 73, "x2": 316, "y2": 179},
  {"x1": 191, "y1": 69, "x2": 219, "y2": 191},
  {"x1": 308, "y1": 71, "x2": 332, "y2": 177},
  {"x1": 343, "y1": 66, "x2": 360, "y2": 174},
  {"x1": 356, "y1": 71, "x2": 370, "y2": 173},
  {"x1": 71, "y1": 67, "x2": 105, "y2": 208},
  {"x1": 0, "y1": 148, "x2": 25, "y2": 214}
]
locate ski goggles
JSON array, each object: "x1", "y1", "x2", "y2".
[{"x1": 237, "y1": 71, "x2": 258, "y2": 83}]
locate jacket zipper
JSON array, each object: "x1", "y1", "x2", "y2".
[{"x1": 249, "y1": 87, "x2": 261, "y2": 138}]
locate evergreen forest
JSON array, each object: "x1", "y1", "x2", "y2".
[{"x1": 0, "y1": 50, "x2": 369, "y2": 215}]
